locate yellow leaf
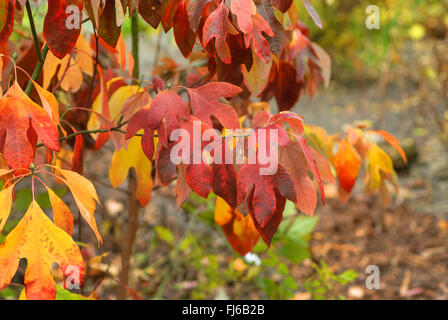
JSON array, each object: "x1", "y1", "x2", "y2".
[
  {"x1": 88, "y1": 82, "x2": 142, "y2": 135},
  {"x1": 242, "y1": 48, "x2": 272, "y2": 96},
  {"x1": 109, "y1": 135, "x2": 153, "y2": 207},
  {"x1": 43, "y1": 51, "x2": 60, "y2": 89},
  {"x1": 74, "y1": 34, "x2": 93, "y2": 77},
  {"x1": 46, "y1": 187, "x2": 74, "y2": 236},
  {"x1": 365, "y1": 143, "x2": 394, "y2": 194},
  {"x1": 54, "y1": 168, "x2": 102, "y2": 244},
  {"x1": 0, "y1": 184, "x2": 14, "y2": 232},
  {"x1": 0, "y1": 201, "x2": 85, "y2": 300},
  {"x1": 59, "y1": 55, "x2": 83, "y2": 93}
]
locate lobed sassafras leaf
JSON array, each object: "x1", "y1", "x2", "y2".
[
  {"x1": 0, "y1": 82, "x2": 60, "y2": 173},
  {"x1": 0, "y1": 201, "x2": 85, "y2": 300}
]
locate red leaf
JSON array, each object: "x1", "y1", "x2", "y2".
[
  {"x1": 44, "y1": 0, "x2": 83, "y2": 58},
  {"x1": 279, "y1": 143, "x2": 317, "y2": 215},
  {"x1": 186, "y1": 162, "x2": 211, "y2": 198},
  {"x1": 295, "y1": 134, "x2": 326, "y2": 205},
  {"x1": 272, "y1": 0, "x2": 293, "y2": 13},
  {"x1": 186, "y1": 82, "x2": 241, "y2": 129},
  {"x1": 173, "y1": 0, "x2": 196, "y2": 58},
  {"x1": 176, "y1": 115, "x2": 217, "y2": 198},
  {"x1": 211, "y1": 140, "x2": 237, "y2": 208},
  {"x1": 176, "y1": 164, "x2": 192, "y2": 206},
  {"x1": 186, "y1": 0, "x2": 209, "y2": 32},
  {"x1": 139, "y1": 0, "x2": 162, "y2": 29},
  {"x1": 270, "y1": 61, "x2": 302, "y2": 111},
  {"x1": 126, "y1": 90, "x2": 190, "y2": 159},
  {"x1": 255, "y1": 0, "x2": 286, "y2": 57},
  {"x1": 202, "y1": 2, "x2": 239, "y2": 64},
  {"x1": 0, "y1": 0, "x2": 15, "y2": 44},
  {"x1": 237, "y1": 163, "x2": 295, "y2": 236},
  {"x1": 160, "y1": 0, "x2": 181, "y2": 32},
  {"x1": 98, "y1": 0, "x2": 122, "y2": 47},
  {"x1": 247, "y1": 187, "x2": 286, "y2": 246},
  {"x1": 231, "y1": 0, "x2": 273, "y2": 63},
  {"x1": 156, "y1": 143, "x2": 177, "y2": 185},
  {"x1": 71, "y1": 130, "x2": 84, "y2": 174}
]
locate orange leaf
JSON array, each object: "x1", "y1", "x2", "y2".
[
  {"x1": 370, "y1": 130, "x2": 407, "y2": 164},
  {"x1": 215, "y1": 197, "x2": 260, "y2": 256},
  {"x1": 0, "y1": 201, "x2": 84, "y2": 300},
  {"x1": 53, "y1": 167, "x2": 102, "y2": 244},
  {"x1": 332, "y1": 139, "x2": 361, "y2": 202},
  {"x1": 47, "y1": 187, "x2": 74, "y2": 236},
  {"x1": 0, "y1": 82, "x2": 60, "y2": 172}
]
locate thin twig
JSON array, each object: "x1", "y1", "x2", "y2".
[
  {"x1": 24, "y1": 2, "x2": 49, "y2": 95},
  {"x1": 87, "y1": 24, "x2": 100, "y2": 106},
  {"x1": 25, "y1": 1, "x2": 42, "y2": 63}
]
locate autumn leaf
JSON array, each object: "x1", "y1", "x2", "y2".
[
  {"x1": 54, "y1": 167, "x2": 102, "y2": 244},
  {"x1": 211, "y1": 138, "x2": 238, "y2": 208},
  {"x1": 0, "y1": 0, "x2": 15, "y2": 44},
  {"x1": 255, "y1": 0, "x2": 286, "y2": 57},
  {"x1": 109, "y1": 135, "x2": 154, "y2": 207},
  {"x1": 369, "y1": 130, "x2": 407, "y2": 164},
  {"x1": 272, "y1": 0, "x2": 293, "y2": 13},
  {"x1": 186, "y1": 0, "x2": 210, "y2": 32},
  {"x1": 160, "y1": 0, "x2": 182, "y2": 32},
  {"x1": 0, "y1": 184, "x2": 14, "y2": 232},
  {"x1": 173, "y1": 0, "x2": 196, "y2": 58},
  {"x1": 138, "y1": 0, "x2": 162, "y2": 29},
  {"x1": 43, "y1": 47, "x2": 84, "y2": 93},
  {"x1": 202, "y1": 2, "x2": 239, "y2": 64},
  {"x1": 231, "y1": 0, "x2": 273, "y2": 63},
  {"x1": 0, "y1": 82, "x2": 60, "y2": 172},
  {"x1": 44, "y1": 0, "x2": 83, "y2": 58},
  {"x1": 0, "y1": 201, "x2": 85, "y2": 300},
  {"x1": 176, "y1": 115, "x2": 217, "y2": 198},
  {"x1": 279, "y1": 143, "x2": 317, "y2": 215},
  {"x1": 98, "y1": 0, "x2": 123, "y2": 47},
  {"x1": 237, "y1": 162, "x2": 296, "y2": 245},
  {"x1": 364, "y1": 143, "x2": 397, "y2": 203},
  {"x1": 242, "y1": 48, "x2": 272, "y2": 96},
  {"x1": 126, "y1": 90, "x2": 190, "y2": 160},
  {"x1": 332, "y1": 139, "x2": 361, "y2": 202},
  {"x1": 215, "y1": 197, "x2": 260, "y2": 255},
  {"x1": 176, "y1": 164, "x2": 192, "y2": 206},
  {"x1": 46, "y1": 186, "x2": 74, "y2": 236},
  {"x1": 186, "y1": 82, "x2": 241, "y2": 129},
  {"x1": 302, "y1": 0, "x2": 323, "y2": 29}
]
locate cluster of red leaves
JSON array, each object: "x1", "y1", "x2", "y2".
[{"x1": 125, "y1": 82, "x2": 332, "y2": 249}]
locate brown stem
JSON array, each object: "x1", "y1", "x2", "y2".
[{"x1": 117, "y1": 14, "x2": 141, "y2": 300}]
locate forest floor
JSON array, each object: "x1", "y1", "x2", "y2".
[{"x1": 296, "y1": 195, "x2": 448, "y2": 299}]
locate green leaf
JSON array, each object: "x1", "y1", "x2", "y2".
[
  {"x1": 337, "y1": 270, "x2": 359, "y2": 284},
  {"x1": 277, "y1": 239, "x2": 310, "y2": 263},
  {"x1": 155, "y1": 226, "x2": 174, "y2": 245},
  {"x1": 287, "y1": 216, "x2": 318, "y2": 239},
  {"x1": 55, "y1": 285, "x2": 88, "y2": 300}
]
